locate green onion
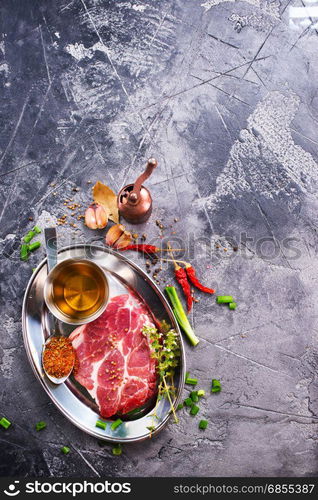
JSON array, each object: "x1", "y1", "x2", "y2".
[
  {"x1": 211, "y1": 379, "x2": 222, "y2": 393},
  {"x1": 23, "y1": 231, "x2": 35, "y2": 243},
  {"x1": 184, "y1": 371, "x2": 189, "y2": 381},
  {"x1": 185, "y1": 377, "x2": 198, "y2": 386},
  {"x1": 165, "y1": 286, "x2": 199, "y2": 346},
  {"x1": 35, "y1": 421, "x2": 46, "y2": 431},
  {"x1": 199, "y1": 420, "x2": 208, "y2": 430},
  {"x1": 95, "y1": 420, "x2": 107, "y2": 430},
  {"x1": 197, "y1": 389, "x2": 205, "y2": 397},
  {"x1": 20, "y1": 244, "x2": 29, "y2": 261},
  {"x1": 110, "y1": 418, "x2": 123, "y2": 431},
  {"x1": 0, "y1": 417, "x2": 11, "y2": 429},
  {"x1": 28, "y1": 241, "x2": 41, "y2": 252},
  {"x1": 112, "y1": 443, "x2": 122, "y2": 456},
  {"x1": 184, "y1": 397, "x2": 193, "y2": 407},
  {"x1": 229, "y1": 302, "x2": 237, "y2": 310},
  {"x1": 23, "y1": 226, "x2": 41, "y2": 243},
  {"x1": 147, "y1": 425, "x2": 155, "y2": 432},
  {"x1": 61, "y1": 446, "x2": 70, "y2": 455},
  {"x1": 176, "y1": 403, "x2": 184, "y2": 411},
  {"x1": 190, "y1": 391, "x2": 199, "y2": 402},
  {"x1": 216, "y1": 295, "x2": 233, "y2": 304},
  {"x1": 190, "y1": 404, "x2": 199, "y2": 416},
  {"x1": 124, "y1": 406, "x2": 145, "y2": 417}
]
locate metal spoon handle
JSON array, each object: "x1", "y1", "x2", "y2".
[
  {"x1": 44, "y1": 227, "x2": 58, "y2": 336},
  {"x1": 45, "y1": 227, "x2": 57, "y2": 273}
]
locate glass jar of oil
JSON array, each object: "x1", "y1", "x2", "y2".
[{"x1": 44, "y1": 259, "x2": 109, "y2": 324}]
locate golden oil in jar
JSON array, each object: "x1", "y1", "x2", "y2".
[{"x1": 51, "y1": 260, "x2": 107, "y2": 321}]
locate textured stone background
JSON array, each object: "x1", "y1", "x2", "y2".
[{"x1": 1, "y1": 0, "x2": 318, "y2": 477}]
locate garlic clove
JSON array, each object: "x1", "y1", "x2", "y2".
[
  {"x1": 114, "y1": 230, "x2": 132, "y2": 249},
  {"x1": 105, "y1": 224, "x2": 125, "y2": 246},
  {"x1": 85, "y1": 205, "x2": 98, "y2": 229},
  {"x1": 85, "y1": 203, "x2": 108, "y2": 230},
  {"x1": 95, "y1": 204, "x2": 108, "y2": 229}
]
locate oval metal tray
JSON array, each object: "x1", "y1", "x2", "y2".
[{"x1": 22, "y1": 244, "x2": 185, "y2": 442}]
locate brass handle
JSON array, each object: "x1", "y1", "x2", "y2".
[{"x1": 128, "y1": 158, "x2": 157, "y2": 204}]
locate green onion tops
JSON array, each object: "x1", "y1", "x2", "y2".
[
  {"x1": 199, "y1": 420, "x2": 208, "y2": 430},
  {"x1": 35, "y1": 421, "x2": 47, "y2": 432},
  {"x1": 185, "y1": 376, "x2": 198, "y2": 386},
  {"x1": 95, "y1": 420, "x2": 107, "y2": 430},
  {"x1": 190, "y1": 404, "x2": 200, "y2": 416},
  {"x1": 216, "y1": 295, "x2": 233, "y2": 304},
  {"x1": 190, "y1": 391, "x2": 199, "y2": 403},
  {"x1": 184, "y1": 397, "x2": 193, "y2": 407},
  {"x1": 23, "y1": 226, "x2": 41, "y2": 244},
  {"x1": 20, "y1": 226, "x2": 42, "y2": 261},
  {"x1": 110, "y1": 418, "x2": 123, "y2": 431},
  {"x1": 216, "y1": 295, "x2": 238, "y2": 310},
  {"x1": 0, "y1": 417, "x2": 11, "y2": 429},
  {"x1": 112, "y1": 443, "x2": 122, "y2": 456},
  {"x1": 211, "y1": 379, "x2": 222, "y2": 393},
  {"x1": 165, "y1": 286, "x2": 199, "y2": 346}
]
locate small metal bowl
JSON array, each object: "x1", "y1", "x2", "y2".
[{"x1": 43, "y1": 258, "x2": 109, "y2": 325}]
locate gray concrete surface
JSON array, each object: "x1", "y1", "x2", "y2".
[{"x1": 0, "y1": 0, "x2": 318, "y2": 477}]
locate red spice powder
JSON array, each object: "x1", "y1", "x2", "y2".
[{"x1": 43, "y1": 336, "x2": 75, "y2": 379}]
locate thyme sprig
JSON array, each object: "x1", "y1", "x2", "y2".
[{"x1": 142, "y1": 325, "x2": 180, "y2": 426}]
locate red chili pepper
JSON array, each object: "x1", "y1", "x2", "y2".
[
  {"x1": 175, "y1": 265, "x2": 193, "y2": 312},
  {"x1": 120, "y1": 244, "x2": 160, "y2": 254},
  {"x1": 185, "y1": 264, "x2": 215, "y2": 294}
]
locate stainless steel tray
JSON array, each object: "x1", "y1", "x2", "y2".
[{"x1": 22, "y1": 244, "x2": 185, "y2": 442}]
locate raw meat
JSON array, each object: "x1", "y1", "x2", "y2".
[{"x1": 69, "y1": 293, "x2": 157, "y2": 418}]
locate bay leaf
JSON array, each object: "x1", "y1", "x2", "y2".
[{"x1": 93, "y1": 181, "x2": 119, "y2": 223}]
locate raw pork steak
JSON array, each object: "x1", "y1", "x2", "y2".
[{"x1": 69, "y1": 293, "x2": 157, "y2": 418}]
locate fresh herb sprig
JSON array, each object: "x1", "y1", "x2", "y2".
[{"x1": 142, "y1": 325, "x2": 180, "y2": 427}]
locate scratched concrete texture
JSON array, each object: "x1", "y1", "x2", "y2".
[{"x1": 1, "y1": 0, "x2": 318, "y2": 477}]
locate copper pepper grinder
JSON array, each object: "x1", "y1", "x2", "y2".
[{"x1": 117, "y1": 158, "x2": 158, "y2": 224}]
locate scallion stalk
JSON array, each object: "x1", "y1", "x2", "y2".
[
  {"x1": 28, "y1": 241, "x2": 41, "y2": 252},
  {"x1": 112, "y1": 443, "x2": 122, "y2": 456},
  {"x1": 165, "y1": 286, "x2": 199, "y2": 346},
  {"x1": 20, "y1": 244, "x2": 29, "y2": 261},
  {"x1": 216, "y1": 295, "x2": 233, "y2": 304},
  {"x1": 185, "y1": 377, "x2": 198, "y2": 386},
  {"x1": 95, "y1": 420, "x2": 107, "y2": 430},
  {"x1": 190, "y1": 404, "x2": 199, "y2": 416},
  {"x1": 0, "y1": 417, "x2": 11, "y2": 429},
  {"x1": 199, "y1": 420, "x2": 208, "y2": 429},
  {"x1": 211, "y1": 379, "x2": 221, "y2": 393},
  {"x1": 61, "y1": 446, "x2": 70, "y2": 454},
  {"x1": 23, "y1": 226, "x2": 41, "y2": 244},
  {"x1": 110, "y1": 418, "x2": 123, "y2": 431},
  {"x1": 35, "y1": 421, "x2": 47, "y2": 431},
  {"x1": 184, "y1": 397, "x2": 193, "y2": 407},
  {"x1": 23, "y1": 231, "x2": 35, "y2": 244},
  {"x1": 190, "y1": 391, "x2": 199, "y2": 402}
]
